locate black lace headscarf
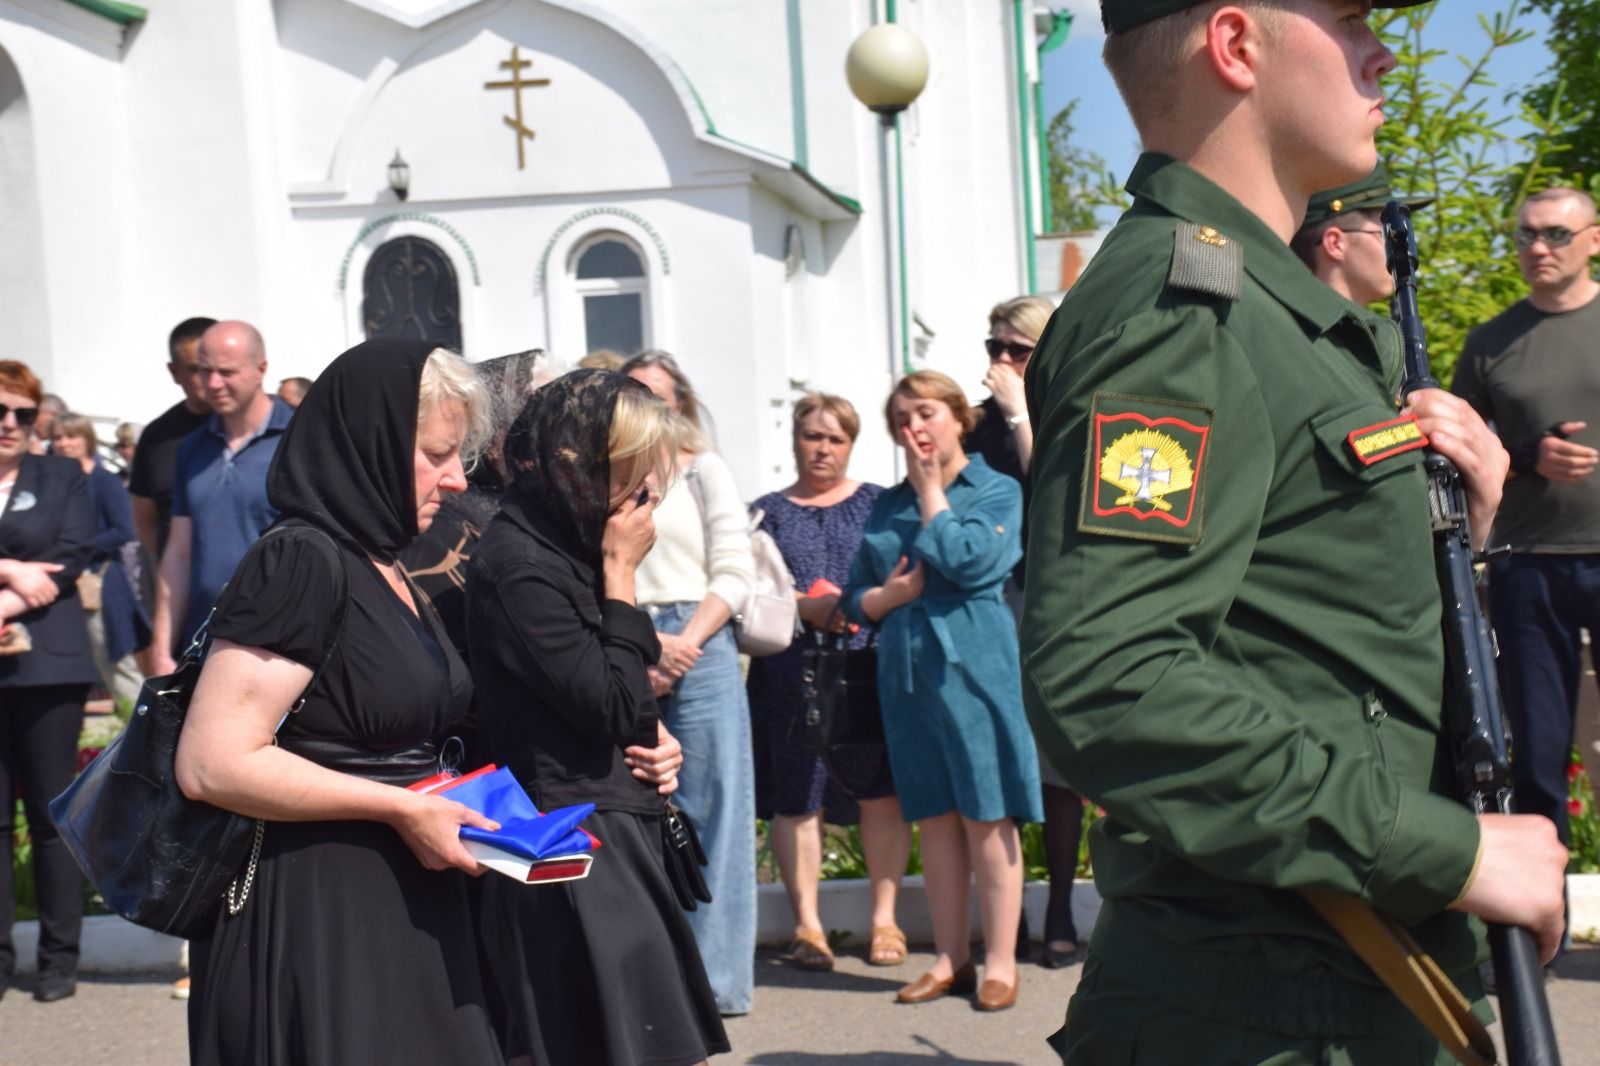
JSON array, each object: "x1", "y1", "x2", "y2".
[
  {"x1": 504, "y1": 369, "x2": 652, "y2": 566},
  {"x1": 268, "y1": 338, "x2": 432, "y2": 563}
]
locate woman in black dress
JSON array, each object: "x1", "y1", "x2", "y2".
[
  {"x1": 468, "y1": 370, "x2": 729, "y2": 1066},
  {"x1": 173, "y1": 339, "x2": 505, "y2": 1065}
]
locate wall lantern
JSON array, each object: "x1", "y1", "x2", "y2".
[{"x1": 388, "y1": 149, "x2": 411, "y2": 202}]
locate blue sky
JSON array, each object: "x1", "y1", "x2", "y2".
[{"x1": 1039, "y1": 0, "x2": 1555, "y2": 210}]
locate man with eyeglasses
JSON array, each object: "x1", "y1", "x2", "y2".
[
  {"x1": 1290, "y1": 164, "x2": 1431, "y2": 305},
  {"x1": 1451, "y1": 186, "x2": 1600, "y2": 906}
]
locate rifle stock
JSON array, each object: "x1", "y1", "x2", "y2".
[{"x1": 1382, "y1": 201, "x2": 1562, "y2": 1066}]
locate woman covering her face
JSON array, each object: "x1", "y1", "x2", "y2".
[
  {"x1": 174, "y1": 339, "x2": 505, "y2": 1065},
  {"x1": 841, "y1": 370, "x2": 1044, "y2": 1013},
  {"x1": 466, "y1": 370, "x2": 729, "y2": 1066}
]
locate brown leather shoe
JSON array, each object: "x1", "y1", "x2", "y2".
[
  {"x1": 975, "y1": 976, "x2": 1018, "y2": 1012},
  {"x1": 895, "y1": 960, "x2": 977, "y2": 1004}
]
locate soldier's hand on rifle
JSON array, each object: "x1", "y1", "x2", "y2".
[
  {"x1": 1451, "y1": 812, "x2": 1569, "y2": 965},
  {"x1": 1404, "y1": 389, "x2": 1510, "y2": 550},
  {"x1": 1535, "y1": 421, "x2": 1598, "y2": 482}
]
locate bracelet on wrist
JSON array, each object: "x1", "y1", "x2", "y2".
[{"x1": 1006, "y1": 412, "x2": 1030, "y2": 429}]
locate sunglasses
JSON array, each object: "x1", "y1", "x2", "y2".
[
  {"x1": 1513, "y1": 223, "x2": 1597, "y2": 250},
  {"x1": 0, "y1": 404, "x2": 39, "y2": 429},
  {"x1": 985, "y1": 338, "x2": 1035, "y2": 362}
]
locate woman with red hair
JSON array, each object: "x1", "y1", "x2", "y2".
[{"x1": 0, "y1": 360, "x2": 97, "y2": 1003}]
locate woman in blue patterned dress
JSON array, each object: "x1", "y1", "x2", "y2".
[
  {"x1": 842, "y1": 371, "x2": 1043, "y2": 1013},
  {"x1": 747, "y1": 394, "x2": 911, "y2": 973}
]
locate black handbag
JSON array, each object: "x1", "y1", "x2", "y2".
[
  {"x1": 659, "y1": 800, "x2": 712, "y2": 911},
  {"x1": 49, "y1": 524, "x2": 348, "y2": 941},
  {"x1": 791, "y1": 629, "x2": 885, "y2": 795}
]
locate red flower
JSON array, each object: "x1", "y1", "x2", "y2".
[
  {"x1": 1570, "y1": 797, "x2": 1585, "y2": 817},
  {"x1": 1571, "y1": 763, "x2": 1585, "y2": 782},
  {"x1": 76, "y1": 746, "x2": 103, "y2": 774}
]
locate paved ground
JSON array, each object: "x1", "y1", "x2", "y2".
[{"x1": 2, "y1": 946, "x2": 1596, "y2": 1065}]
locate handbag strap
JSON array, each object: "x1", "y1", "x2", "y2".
[
  {"x1": 180, "y1": 522, "x2": 351, "y2": 725},
  {"x1": 682, "y1": 453, "x2": 713, "y2": 570}
]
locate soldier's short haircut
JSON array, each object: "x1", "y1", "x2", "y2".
[
  {"x1": 1289, "y1": 208, "x2": 1376, "y2": 270},
  {"x1": 1521, "y1": 187, "x2": 1597, "y2": 222},
  {"x1": 1104, "y1": 0, "x2": 1284, "y2": 135}
]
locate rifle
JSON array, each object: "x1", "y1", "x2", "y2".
[{"x1": 1382, "y1": 201, "x2": 1562, "y2": 1066}]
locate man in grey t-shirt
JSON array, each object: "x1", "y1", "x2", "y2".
[{"x1": 1452, "y1": 186, "x2": 1600, "y2": 851}]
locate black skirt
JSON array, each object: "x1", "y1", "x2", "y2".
[
  {"x1": 480, "y1": 808, "x2": 730, "y2": 1066},
  {"x1": 188, "y1": 819, "x2": 503, "y2": 1066}
]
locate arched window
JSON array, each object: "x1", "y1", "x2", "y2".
[
  {"x1": 363, "y1": 236, "x2": 462, "y2": 349},
  {"x1": 571, "y1": 233, "x2": 648, "y2": 355}
]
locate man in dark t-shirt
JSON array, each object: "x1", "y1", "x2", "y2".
[
  {"x1": 129, "y1": 317, "x2": 215, "y2": 558},
  {"x1": 1452, "y1": 185, "x2": 1600, "y2": 853}
]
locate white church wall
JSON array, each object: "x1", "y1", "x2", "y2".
[{"x1": 0, "y1": 4, "x2": 138, "y2": 408}]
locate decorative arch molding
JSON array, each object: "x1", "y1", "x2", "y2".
[
  {"x1": 295, "y1": 0, "x2": 723, "y2": 202},
  {"x1": 540, "y1": 206, "x2": 672, "y2": 358},
  {"x1": 535, "y1": 206, "x2": 669, "y2": 295},
  {"x1": 340, "y1": 213, "x2": 485, "y2": 356},
  {"x1": 337, "y1": 211, "x2": 481, "y2": 291}
]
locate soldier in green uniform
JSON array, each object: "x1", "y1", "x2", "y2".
[
  {"x1": 1292, "y1": 164, "x2": 1432, "y2": 304},
  {"x1": 1019, "y1": 2, "x2": 1570, "y2": 1063}
]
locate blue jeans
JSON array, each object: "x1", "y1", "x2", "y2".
[
  {"x1": 649, "y1": 603, "x2": 756, "y2": 1015},
  {"x1": 1489, "y1": 553, "x2": 1600, "y2": 844}
]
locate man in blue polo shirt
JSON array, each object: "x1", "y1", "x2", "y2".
[{"x1": 150, "y1": 320, "x2": 293, "y2": 671}]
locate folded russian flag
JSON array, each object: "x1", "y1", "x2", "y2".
[{"x1": 409, "y1": 765, "x2": 600, "y2": 884}]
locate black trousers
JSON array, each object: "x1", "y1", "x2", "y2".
[
  {"x1": 1489, "y1": 553, "x2": 1600, "y2": 844},
  {"x1": 0, "y1": 683, "x2": 89, "y2": 979}
]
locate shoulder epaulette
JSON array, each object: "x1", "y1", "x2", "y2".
[{"x1": 1168, "y1": 222, "x2": 1243, "y2": 301}]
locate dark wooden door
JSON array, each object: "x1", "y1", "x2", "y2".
[{"x1": 363, "y1": 236, "x2": 462, "y2": 349}]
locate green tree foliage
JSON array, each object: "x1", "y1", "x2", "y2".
[
  {"x1": 1373, "y1": 0, "x2": 1573, "y2": 381},
  {"x1": 1521, "y1": 0, "x2": 1600, "y2": 182},
  {"x1": 1045, "y1": 100, "x2": 1130, "y2": 233}
]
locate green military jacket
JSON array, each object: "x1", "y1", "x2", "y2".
[{"x1": 1021, "y1": 154, "x2": 1484, "y2": 1029}]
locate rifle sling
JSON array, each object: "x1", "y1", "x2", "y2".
[{"x1": 1302, "y1": 890, "x2": 1497, "y2": 1066}]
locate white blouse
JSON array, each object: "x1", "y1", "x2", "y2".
[{"x1": 634, "y1": 450, "x2": 754, "y2": 613}]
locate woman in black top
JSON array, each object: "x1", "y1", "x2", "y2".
[
  {"x1": 468, "y1": 370, "x2": 729, "y2": 1066},
  {"x1": 173, "y1": 339, "x2": 505, "y2": 1066},
  {"x1": 0, "y1": 360, "x2": 97, "y2": 1004}
]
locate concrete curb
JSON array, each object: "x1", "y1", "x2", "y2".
[{"x1": 16, "y1": 874, "x2": 1600, "y2": 972}]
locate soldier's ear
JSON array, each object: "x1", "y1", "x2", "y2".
[
  {"x1": 1320, "y1": 225, "x2": 1347, "y2": 265},
  {"x1": 1204, "y1": 7, "x2": 1265, "y2": 94}
]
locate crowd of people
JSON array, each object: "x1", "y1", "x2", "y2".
[{"x1": 1, "y1": 2, "x2": 1596, "y2": 1064}]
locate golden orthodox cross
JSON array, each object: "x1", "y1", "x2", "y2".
[{"x1": 484, "y1": 45, "x2": 550, "y2": 170}]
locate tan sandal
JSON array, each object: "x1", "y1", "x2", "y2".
[
  {"x1": 787, "y1": 928, "x2": 835, "y2": 972},
  {"x1": 868, "y1": 925, "x2": 908, "y2": 966}
]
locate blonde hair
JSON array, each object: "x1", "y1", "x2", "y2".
[
  {"x1": 988, "y1": 295, "x2": 1056, "y2": 344},
  {"x1": 419, "y1": 348, "x2": 493, "y2": 463},
  {"x1": 793, "y1": 392, "x2": 861, "y2": 443},
  {"x1": 884, "y1": 370, "x2": 979, "y2": 439},
  {"x1": 609, "y1": 387, "x2": 685, "y2": 504},
  {"x1": 52, "y1": 412, "x2": 97, "y2": 452},
  {"x1": 1104, "y1": 0, "x2": 1283, "y2": 135}
]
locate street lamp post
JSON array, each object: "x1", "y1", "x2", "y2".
[{"x1": 846, "y1": 23, "x2": 928, "y2": 383}]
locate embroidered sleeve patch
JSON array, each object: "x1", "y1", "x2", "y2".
[
  {"x1": 1346, "y1": 414, "x2": 1427, "y2": 466},
  {"x1": 1079, "y1": 392, "x2": 1212, "y2": 546}
]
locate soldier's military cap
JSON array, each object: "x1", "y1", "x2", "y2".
[
  {"x1": 1299, "y1": 164, "x2": 1433, "y2": 233},
  {"x1": 1103, "y1": 0, "x2": 1432, "y2": 35}
]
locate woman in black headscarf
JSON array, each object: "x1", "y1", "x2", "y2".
[
  {"x1": 174, "y1": 339, "x2": 505, "y2": 1066},
  {"x1": 467, "y1": 370, "x2": 729, "y2": 1066}
]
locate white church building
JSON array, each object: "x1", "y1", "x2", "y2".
[{"x1": 0, "y1": 0, "x2": 1067, "y2": 493}]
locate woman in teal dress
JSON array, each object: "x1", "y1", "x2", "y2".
[{"x1": 843, "y1": 370, "x2": 1043, "y2": 1014}]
